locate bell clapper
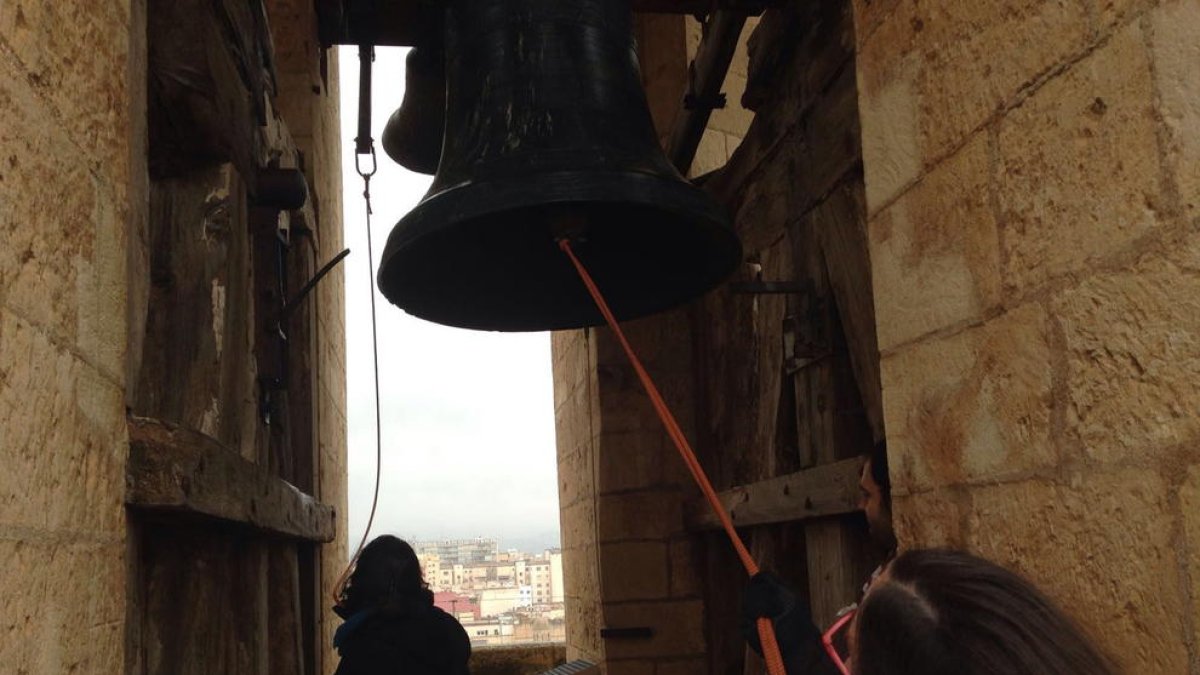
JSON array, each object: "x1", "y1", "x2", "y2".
[{"x1": 551, "y1": 212, "x2": 590, "y2": 248}]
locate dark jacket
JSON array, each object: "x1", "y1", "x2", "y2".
[{"x1": 334, "y1": 600, "x2": 471, "y2": 675}]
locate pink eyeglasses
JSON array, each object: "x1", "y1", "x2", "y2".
[{"x1": 821, "y1": 608, "x2": 856, "y2": 675}]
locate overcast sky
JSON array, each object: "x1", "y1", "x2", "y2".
[{"x1": 337, "y1": 47, "x2": 561, "y2": 554}]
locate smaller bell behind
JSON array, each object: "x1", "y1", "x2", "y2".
[
  {"x1": 377, "y1": 0, "x2": 742, "y2": 332},
  {"x1": 381, "y1": 46, "x2": 445, "y2": 175}
]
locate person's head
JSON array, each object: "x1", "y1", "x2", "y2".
[
  {"x1": 859, "y1": 442, "x2": 895, "y2": 551},
  {"x1": 337, "y1": 535, "x2": 432, "y2": 615},
  {"x1": 849, "y1": 549, "x2": 1118, "y2": 675}
]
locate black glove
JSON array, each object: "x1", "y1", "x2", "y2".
[
  {"x1": 740, "y1": 572, "x2": 839, "y2": 675},
  {"x1": 743, "y1": 571, "x2": 798, "y2": 623}
]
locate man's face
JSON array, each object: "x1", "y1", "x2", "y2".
[{"x1": 859, "y1": 459, "x2": 895, "y2": 550}]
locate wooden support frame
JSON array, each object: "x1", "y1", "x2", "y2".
[
  {"x1": 683, "y1": 458, "x2": 861, "y2": 531},
  {"x1": 127, "y1": 416, "x2": 336, "y2": 542}
]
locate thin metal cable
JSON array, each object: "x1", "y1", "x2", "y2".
[{"x1": 333, "y1": 143, "x2": 382, "y2": 602}]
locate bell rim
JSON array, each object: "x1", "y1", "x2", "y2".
[{"x1": 377, "y1": 169, "x2": 743, "y2": 331}]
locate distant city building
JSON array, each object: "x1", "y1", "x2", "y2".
[
  {"x1": 416, "y1": 540, "x2": 566, "y2": 646},
  {"x1": 414, "y1": 538, "x2": 498, "y2": 566},
  {"x1": 433, "y1": 591, "x2": 480, "y2": 621},
  {"x1": 479, "y1": 586, "x2": 526, "y2": 617},
  {"x1": 548, "y1": 549, "x2": 564, "y2": 603}
]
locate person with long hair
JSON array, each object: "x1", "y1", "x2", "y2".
[
  {"x1": 333, "y1": 535, "x2": 471, "y2": 675},
  {"x1": 746, "y1": 549, "x2": 1118, "y2": 674}
]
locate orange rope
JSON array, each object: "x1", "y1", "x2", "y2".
[{"x1": 559, "y1": 239, "x2": 788, "y2": 675}]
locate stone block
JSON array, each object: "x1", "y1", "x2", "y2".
[
  {"x1": 851, "y1": 0, "x2": 902, "y2": 47},
  {"x1": 595, "y1": 310, "x2": 693, "y2": 370},
  {"x1": 1181, "y1": 464, "x2": 1200, "y2": 655},
  {"x1": 0, "y1": 541, "x2": 125, "y2": 673},
  {"x1": 0, "y1": 539, "x2": 49, "y2": 668},
  {"x1": 602, "y1": 600, "x2": 706, "y2": 660},
  {"x1": 558, "y1": 442, "x2": 596, "y2": 509},
  {"x1": 859, "y1": 0, "x2": 1091, "y2": 209},
  {"x1": 565, "y1": 595, "x2": 604, "y2": 661},
  {"x1": 892, "y1": 489, "x2": 965, "y2": 550},
  {"x1": 563, "y1": 545, "x2": 601, "y2": 604},
  {"x1": 0, "y1": 61, "x2": 126, "y2": 381},
  {"x1": 667, "y1": 538, "x2": 703, "y2": 598},
  {"x1": 265, "y1": 0, "x2": 318, "y2": 74},
  {"x1": 880, "y1": 303, "x2": 1054, "y2": 492},
  {"x1": 0, "y1": 311, "x2": 126, "y2": 534},
  {"x1": 689, "y1": 128, "x2": 729, "y2": 178},
  {"x1": 1149, "y1": 0, "x2": 1200, "y2": 226},
  {"x1": 598, "y1": 491, "x2": 684, "y2": 542},
  {"x1": 562, "y1": 500, "x2": 599, "y2": 552},
  {"x1": 600, "y1": 541, "x2": 669, "y2": 601},
  {"x1": 0, "y1": 0, "x2": 131, "y2": 182},
  {"x1": 1052, "y1": 242, "x2": 1200, "y2": 461},
  {"x1": 870, "y1": 135, "x2": 1002, "y2": 351},
  {"x1": 44, "y1": 542, "x2": 125, "y2": 672},
  {"x1": 596, "y1": 365, "x2": 660, "y2": 434},
  {"x1": 557, "y1": 377, "x2": 597, "y2": 456},
  {"x1": 685, "y1": 16, "x2": 702, "y2": 58},
  {"x1": 859, "y1": 52, "x2": 921, "y2": 212},
  {"x1": 967, "y1": 470, "x2": 1188, "y2": 674},
  {"x1": 998, "y1": 22, "x2": 1162, "y2": 294},
  {"x1": 709, "y1": 74, "x2": 754, "y2": 137},
  {"x1": 597, "y1": 431, "x2": 666, "y2": 493},
  {"x1": 1095, "y1": 0, "x2": 1156, "y2": 31},
  {"x1": 914, "y1": 0, "x2": 1090, "y2": 161}
]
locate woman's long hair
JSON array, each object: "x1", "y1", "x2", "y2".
[
  {"x1": 855, "y1": 549, "x2": 1119, "y2": 675},
  {"x1": 337, "y1": 535, "x2": 433, "y2": 616}
]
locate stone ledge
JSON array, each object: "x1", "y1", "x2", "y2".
[
  {"x1": 125, "y1": 416, "x2": 336, "y2": 542},
  {"x1": 470, "y1": 644, "x2": 568, "y2": 675}
]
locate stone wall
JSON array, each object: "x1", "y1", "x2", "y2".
[
  {"x1": 857, "y1": 0, "x2": 1200, "y2": 671},
  {"x1": 0, "y1": 0, "x2": 344, "y2": 671},
  {"x1": 553, "y1": 327, "x2": 605, "y2": 666},
  {"x1": 0, "y1": 1, "x2": 137, "y2": 671}
]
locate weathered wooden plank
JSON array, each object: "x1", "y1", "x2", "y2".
[
  {"x1": 794, "y1": 196, "x2": 876, "y2": 630},
  {"x1": 127, "y1": 416, "x2": 336, "y2": 542},
  {"x1": 816, "y1": 184, "x2": 885, "y2": 441},
  {"x1": 135, "y1": 163, "x2": 261, "y2": 461},
  {"x1": 804, "y1": 518, "x2": 875, "y2": 629},
  {"x1": 684, "y1": 458, "x2": 861, "y2": 531},
  {"x1": 706, "y1": 0, "x2": 856, "y2": 209},
  {"x1": 140, "y1": 524, "x2": 271, "y2": 675},
  {"x1": 148, "y1": 0, "x2": 272, "y2": 180},
  {"x1": 666, "y1": 11, "x2": 748, "y2": 173},
  {"x1": 268, "y1": 545, "x2": 306, "y2": 675}
]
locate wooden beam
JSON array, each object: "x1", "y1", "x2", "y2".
[
  {"x1": 684, "y1": 458, "x2": 861, "y2": 531},
  {"x1": 666, "y1": 10, "x2": 747, "y2": 174},
  {"x1": 127, "y1": 416, "x2": 336, "y2": 542}
]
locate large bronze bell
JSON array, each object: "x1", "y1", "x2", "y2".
[
  {"x1": 377, "y1": 0, "x2": 742, "y2": 331},
  {"x1": 381, "y1": 46, "x2": 445, "y2": 175}
]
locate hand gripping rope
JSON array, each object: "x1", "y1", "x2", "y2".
[{"x1": 558, "y1": 239, "x2": 789, "y2": 675}]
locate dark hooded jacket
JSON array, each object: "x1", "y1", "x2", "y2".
[{"x1": 333, "y1": 598, "x2": 471, "y2": 675}]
